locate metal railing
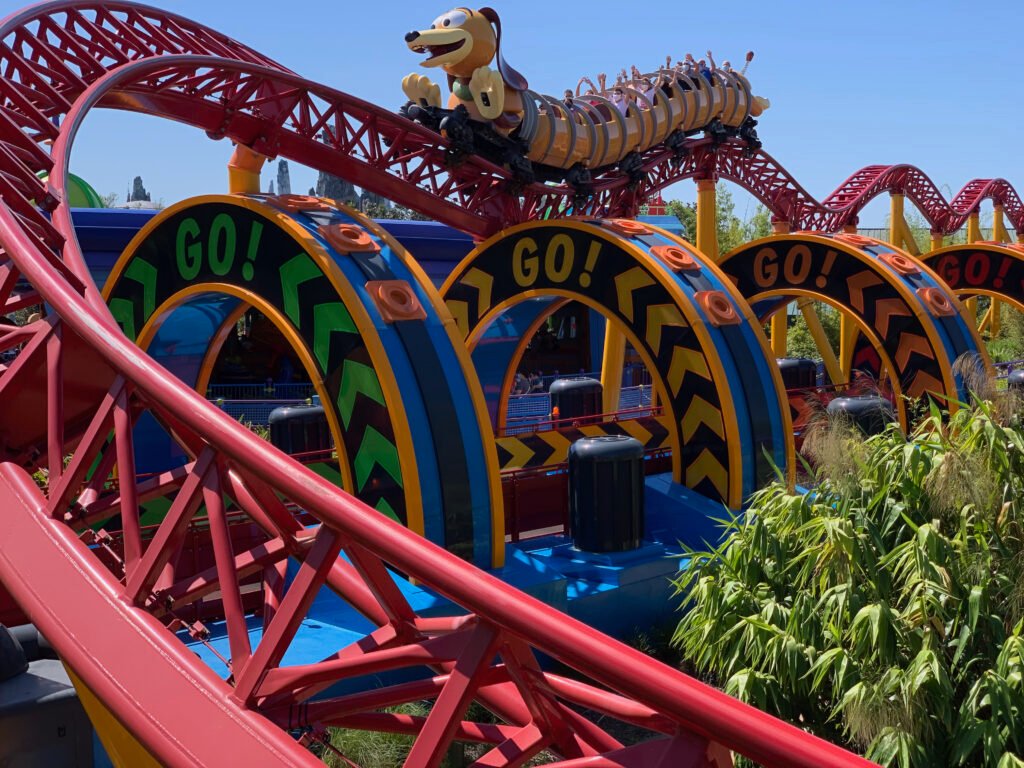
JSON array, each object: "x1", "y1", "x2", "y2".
[
  {"x1": 206, "y1": 382, "x2": 316, "y2": 400},
  {"x1": 504, "y1": 385, "x2": 655, "y2": 435}
]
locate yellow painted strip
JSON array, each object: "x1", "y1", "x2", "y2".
[
  {"x1": 66, "y1": 666, "x2": 161, "y2": 768},
  {"x1": 195, "y1": 302, "x2": 249, "y2": 397}
]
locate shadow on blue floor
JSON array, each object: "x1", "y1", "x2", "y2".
[{"x1": 184, "y1": 473, "x2": 728, "y2": 677}]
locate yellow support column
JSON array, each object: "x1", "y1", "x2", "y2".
[
  {"x1": 990, "y1": 205, "x2": 1008, "y2": 336},
  {"x1": 839, "y1": 314, "x2": 858, "y2": 383},
  {"x1": 227, "y1": 144, "x2": 267, "y2": 194},
  {"x1": 600, "y1": 324, "x2": 626, "y2": 414},
  {"x1": 930, "y1": 232, "x2": 944, "y2": 252},
  {"x1": 771, "y1": 312, "x2": 787, "y2": 357},
  {"x1": 965, "y1": 212, "x2": 981, "y2": 319},
  {"x1": 840, "y1": 222, "x2": 858, "y2": 379},
  {"x1": 993, "y1": 204, "x2": 1010, "y2": 243},
  {"x1": 798, "y1": 299, "x2": 844, "y2": 387},
  {"x1": 967, "y1": 211, "x2": 982, "y2": 243},
  {"x1": 768, "y1": 220, "x2": 790, "y2": 356},
  {"x1": 695, "y1": 179, "x2": 719, "y2": 262},
  {"x1": 889, "y1": 193, "x2": 905, "y2": 249}
]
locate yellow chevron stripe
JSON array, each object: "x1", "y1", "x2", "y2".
[
  {"x1": 681, "y1": 396, "x2": 725, "y2": 442},
  {"x1": 666, "y1": 346, "x2": 711, "y2": 397},
  {"x1": 461, "y1": 267, "x2": 494, "y2": 316},
  {"x1": 446, "y1": 299, "x2": 470, "y2": 339},
  {"x1": 496, "y1": 437, "x2": 537, "y2": 470},
  {"x1": 537, "y1": 430, "x2": 573, "y2": 464},
  {"x1": 618, "y1": 418, "x2": 653, "y2": 446},
  {"x1": 685, "y1": 449, "x2": 728, "y2": 500},
  {"x1": 646, "y1": 304, "x2": 686, "y2": 351},
  {"x1": 614, "y1": 267, "x2": 656, "y2": 321}
]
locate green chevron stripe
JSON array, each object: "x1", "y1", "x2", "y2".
[
  {"x1": 280, "y1": 253, "x2": 321, "y2": 327},
  {"x1": 313, "y1": 302, "x2": 357, "y2": 369},
  {"x1": 375, "y1": 497, "x2": 400, "y2": 523},
  {"x1": 337, "y1": 359, "x2": 386, "y2": 428},
  {"x1": 354, "y1": 426, "x2": 403, "y2": 490},
  {"x1": 109, "y1": 298, "x2": 137, "y2": 340},
  {"x1": 124, "y1": 258, "x2": 158, "y2": 319}
]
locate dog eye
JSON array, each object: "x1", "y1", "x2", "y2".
[
  {"x1": 443, "y1": 18, "x2": 450, "y2": 26},
  {"x1": 448, "y1": 10, "x2": 467, "y2": 26}
]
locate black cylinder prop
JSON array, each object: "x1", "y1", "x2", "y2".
[
  {"x1": 568, "y1": 435, "x2": 645, "y2": 552},
  {"x1": 1008, "y1": 369, "x2": 1024, "y2": 391},
  {"x1": 550, "y1": 377, "x2": 603, "y2": 423},
  {"x1": 0, "y1": 624, "x2": 27, "y2": 682},
  {"x1": 268, "y1": 405, "x2": 332, "y2": 456},
  {"x1": 826, "y1": 395, "x2": 895, "y2": 436},
  {"x1": 776, "y1": 357, "x2": 818, "y2": 389}
]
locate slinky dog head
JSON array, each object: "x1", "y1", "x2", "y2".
[{"x1": 405, "y1": 7, "x2": 527, "y2": 88}]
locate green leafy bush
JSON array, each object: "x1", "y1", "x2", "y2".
[{"x1": 672, "y1": 404, "x2": 1024, "y2": 767}]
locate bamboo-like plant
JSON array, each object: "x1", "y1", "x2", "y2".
[{"x1": 673, "y1": 401, "x2": 1024, "y2": 767}]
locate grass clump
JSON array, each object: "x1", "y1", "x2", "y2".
[{"x1": 672, "y1": 401, "x2": 1024, "y2": 767}]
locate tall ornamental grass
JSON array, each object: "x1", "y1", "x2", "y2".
[{"x1": 673, "y1": 402, "x2": 1024, "y2": 767}]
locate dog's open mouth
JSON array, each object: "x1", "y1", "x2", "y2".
[{"x1": 413, "y1": 41, "x2": 465, "y2": 61}]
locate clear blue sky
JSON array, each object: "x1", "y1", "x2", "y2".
[{"x1": 64, "y1": 0, "x2": 1023, "y2": 227}]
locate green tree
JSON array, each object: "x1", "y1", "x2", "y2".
[
  {"x1": 987, "y1": 304, "x2": 1024, "y2": 362},
  {"x1": 361, "y1": 200, "x2": 430, "y2": 221},
  {"x1": 672, "y1": 403, "x2": 1024, "y2": 767},
  {"x1": 666, "y1": 184, "x2": 772, "y2": 253},
  {"x1": 785, "y1": 302, "x2": 841, "y2": 361}
]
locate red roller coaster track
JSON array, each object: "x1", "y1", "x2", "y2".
[
  {"x1": 1, "y1": 2, "x2": 1020, "y2": 245},
  {"x1": 0, "y1": 2, "x2": 1004, "y2": 765}
]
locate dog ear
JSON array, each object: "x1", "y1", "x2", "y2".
[{"x1": 479, "y1": 7, "x2": 528, "y2": 92}]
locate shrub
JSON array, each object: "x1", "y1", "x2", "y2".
[{"x1": 672, "y1": 403, "x2": 1024, "y2": 767}]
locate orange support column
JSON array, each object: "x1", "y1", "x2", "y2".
[{"x1": 227, "y1": 144, "x2": 267, "y2": 194}]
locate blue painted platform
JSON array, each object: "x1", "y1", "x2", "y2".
[{"x1": 183, "y1": 473, "x2": 730, "y2": 683}]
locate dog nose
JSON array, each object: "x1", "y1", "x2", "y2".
[{"x1": 405, "y1": 31, "x2": 420, "y2": 43}]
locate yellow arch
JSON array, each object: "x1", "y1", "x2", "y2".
[
  {"x1": 103, "y1": 194, "x2": 425, "y2": 543},
  {"x1": 133, "y1": 282, "x2": 358, "y2": 503}
]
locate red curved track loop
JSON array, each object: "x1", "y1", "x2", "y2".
[
  {"x1": 0, "y1": 4, "x2": 877, "y2": 766},
  {"x1": 594, "y1": 142, "x2": 1024, "y2": 235}
]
